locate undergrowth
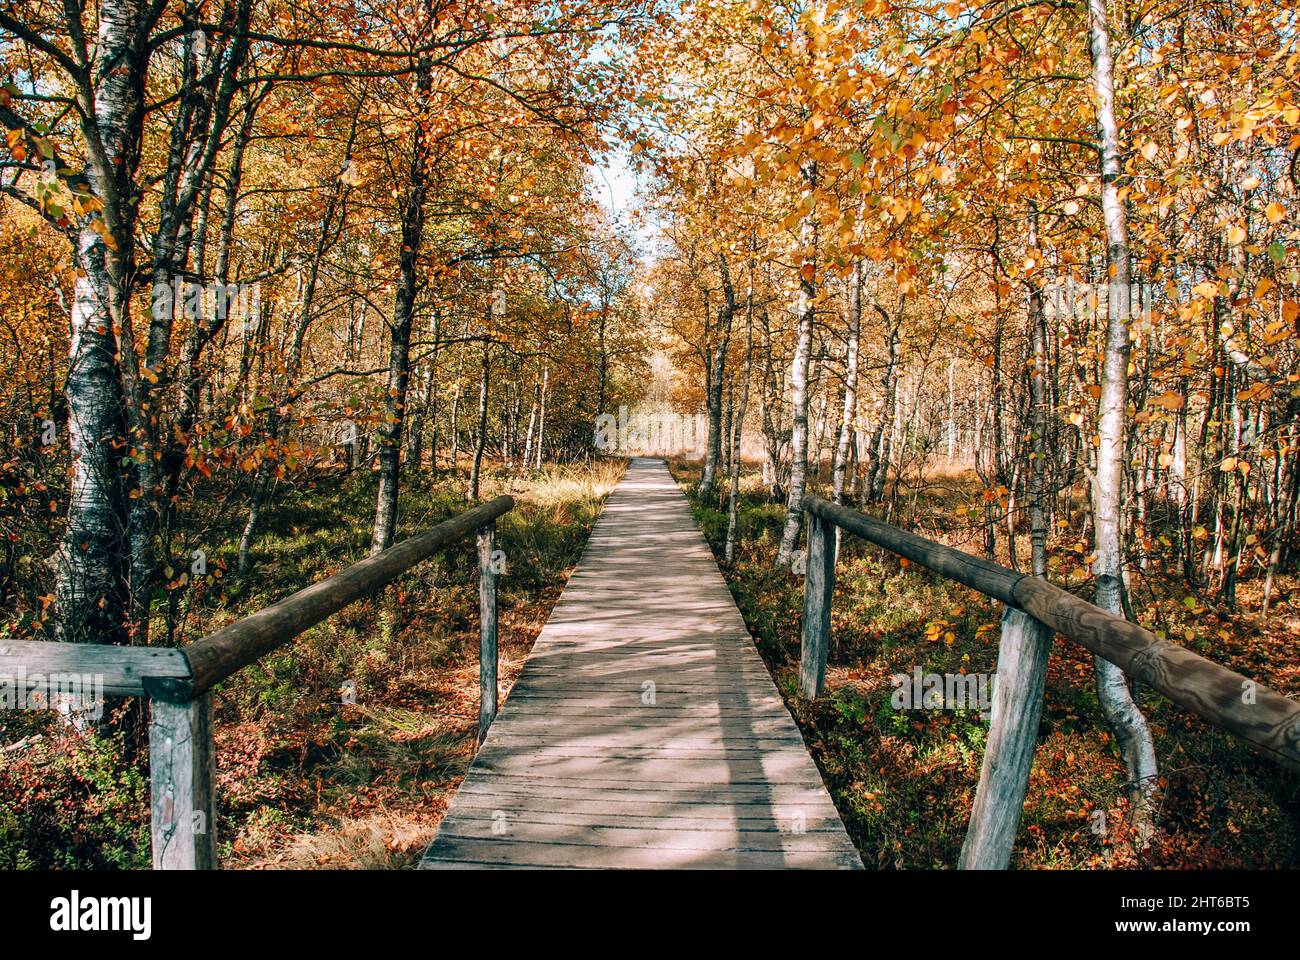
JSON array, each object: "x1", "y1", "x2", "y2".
[
  {"x1": 673, "y1": 458, "x2": 1300, "y2": 870},
  {"x1": 0, "y1": 458, "x2": 623, "y2": 869}
]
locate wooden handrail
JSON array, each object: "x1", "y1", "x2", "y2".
[
  {"x1": 804, "y1": 496, "x2": 1025, "y2": 604},
  {"x1": 146, "y1": 494, "x2": 515, "y2": 702},
  {"x1": 799, "y1": 495, "x2": 1300, "y2": 868},
  {"x1": 0, "y1": 496, "x2": 514, "y2": 869},
  {"x1": 802, "y1": 495, "x2": 1300, "y2": 773}
]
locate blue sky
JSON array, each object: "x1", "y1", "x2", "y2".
[{"x1": 591, "y1": 146, "x2": 662, "y2": 256}]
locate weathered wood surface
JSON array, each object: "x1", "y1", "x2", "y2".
[
  {"x1": 477, "y1": 521, "x2": 498, "y2": 742},
  {"x1": 800, "y1": 511, "x2": 836, "y2": 698},
  {"x1": 959, "y1": 607, "x2": 1054, "y2": 869},
  {"x1": 150, "y1": 694, "x2": 217, "y2": 869},
  {"x1": 804, "y1": 495, "x2": 1300, "y2": 774},
  {"x1": 0, "y1": 641, "x2": 190, "y2": 699},
  {"x1": 423, "y1": 458, "x2": 861, "y2": 869}
]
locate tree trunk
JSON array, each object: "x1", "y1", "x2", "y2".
[
  {"x1": 758, "y1": 308, "x2": 785, "y2": 500},
  {"x1": 1087, "y1": 0, "x2": 1159, "y2": 834},
  {"x1": 831, "y1": 261, "x2": 863, "y2": 557},
  {"x1": 469, "y1": 344, "x2": 491, "y2": 499},
  {"x1": 725, "y1": 255, "x2": 756, "y2": 564},
  {"x1": 370, "y1": 83, "x2": 430, "y2": 554},
  {"x1": 535, "y1": 364, "x2": 548, "y2": 469},
  {"x1": 865, "y1": 302, "x2": 901, "y2": 503},
  {"x1": 776, "y1": 158, "x2": 817, "y2": 568},
  {"x1": 55, "y1": 0, "x2": 162, "y2": 646},
  {"x1": 700, "y1": 253, "x2": 736, "y2": 496}
]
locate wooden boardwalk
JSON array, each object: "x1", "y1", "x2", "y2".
[{"x1": 421, "y1": 458, "x2": 862, "y2": 869}]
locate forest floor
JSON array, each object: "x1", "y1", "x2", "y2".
[
  {"x1": 0, "y1": 457, "x2": 623, "y2": 869},
  {"x1": 670, "y1": 459, "x2": 1300, "y2": 870},
  {"x1": 5, "y1": 453, "x2": 1297, "y2": 870}
]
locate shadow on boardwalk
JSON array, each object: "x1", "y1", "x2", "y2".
[{"x1": 421, "y1": 458, "x2": 862, "y2": 869}]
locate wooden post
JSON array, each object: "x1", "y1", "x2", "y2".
[
  {"x1": 150, "y1": 693, "x2": 217, "y2": 869},
  {"x1": 959, "y1": 606, "x2": 1053, "y2": 869},
  {"x1": 800, "y1": 511, "x2": 836, "y2": 698},
  {"x1": 477, "y1": 521, "x2": 499, "y2": 742}
]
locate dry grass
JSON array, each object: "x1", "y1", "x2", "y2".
[
  {"x1": 492, "y1": 457, "x2": 626, "y2": 508},
  {"x1": 260, "y1": 812, "x2": 443, "y2": 870}
]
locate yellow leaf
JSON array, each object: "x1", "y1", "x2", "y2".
[{"x1": 1266, "y1": 202, "x2": 1285, "y2": 224}]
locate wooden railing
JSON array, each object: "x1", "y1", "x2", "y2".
[
  {"x1": 799, "y1": 495, "x2": 1300, "y2": 868},
  {"x1": 0, "y1": 495, "x2": 514, "y2": 870}
]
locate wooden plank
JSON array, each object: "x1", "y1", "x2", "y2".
[
  {"x1": 470, "y1": 754, "x2": 831, "y2": 784},
  {"x1": 456, "y1": 776, "x2": 838, "y2": 801},
  {"x1": 478, "y1": 711, "x2": 799, "y2": 726},
  {"x1": 424, "y1": 458, "x2": 860, "y2": 869},
  {"x1": 434, "y1": 821, "x2": 861, "y2": 854},
  {"x1": 520, "y1": 661, "x2": 772, "y2": 673},
  {"x1": 500, "y1": 692, "x2": 789, "y2": 707},
  {"x1": 451, "y1": 796, "x2": 841, "y2": 822},
  {"x1": 484, "y1": 734, "x2": 809, "y2": 749},
  {"x1": 476, "y1": 745, "x2": 804, "y2": 761},
  {"x1": 447, "y1": 798, "x2": 842, "y2": 822},
  {"x1": 421, "y1": 836, "x2": 862, "y2": 870},
  {"x1": 446, "y1": 809, "x2": 849, "y2": 831},
  {"x1": 0, "y1": 640, "x2": 190, "y2": 699}
]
